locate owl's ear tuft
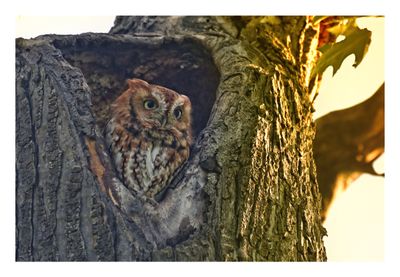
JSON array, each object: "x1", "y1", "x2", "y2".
[
  {"x1": 181, "y1": 95, "x2": 192, "y2": 107},
  {"x1": 127, "y1": 79, "x2": 149, "y2": 90}
]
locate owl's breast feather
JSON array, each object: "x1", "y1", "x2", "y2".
[{"x1": 145, "y1": 143, "x2": 161, "y2": 177}]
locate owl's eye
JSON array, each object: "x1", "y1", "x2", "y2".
[
  {"x1": 173, "y1": 107, "x2": 183, "y2": 119},
  {"x1": 143, "y1": 99, "x2": 158, "y2": 110}
]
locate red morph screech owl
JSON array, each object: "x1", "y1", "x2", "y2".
[{"x1": 105, "y1": 79, "x2": 192, "y2": 199}]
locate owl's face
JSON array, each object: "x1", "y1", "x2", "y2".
[{"x1": 112, "y1": 79, "x2": 192, "y2": 139}]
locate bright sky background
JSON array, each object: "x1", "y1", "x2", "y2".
[
  {"x1": 16, "y1": 16, "x2": 115, "y2": 38},
  {"x1": 15, "y1": 16, "x2": 384, "y2": 262},
  {"x1": 315, "y1": 17, "x2": 384, "y2": 261}
]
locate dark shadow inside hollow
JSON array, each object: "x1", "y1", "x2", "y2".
[{"x1": 51, "y1": 35, "x2": 220, "y2": 138}]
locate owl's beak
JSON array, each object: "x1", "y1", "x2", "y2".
[{"x1": 161, "y1": 116, "x2": 167, "y2": 127}]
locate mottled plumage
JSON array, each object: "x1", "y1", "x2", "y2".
[{"x1": 105, "y1": 79, "x2": 192, "y2": 198}]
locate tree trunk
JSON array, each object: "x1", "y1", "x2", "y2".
[{"x1": 16, "y1": 16, "x2": 327, "y2": 261}]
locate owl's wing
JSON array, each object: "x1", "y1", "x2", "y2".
[
  {"x1": 104, "y1": 118, "x2": 125, "y2": 179},
  {"x1": 153, "y1": 159, "x2": 189, "y2": 202}
]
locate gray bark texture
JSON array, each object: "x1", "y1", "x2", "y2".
[{"x1": 16, "y1": 16, "x2": 327, "y2": 261}]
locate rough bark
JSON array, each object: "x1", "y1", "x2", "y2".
[
  {"x1": 16, "y1": 16, "x2": 326, "y2": 261},
  {"x1": 314, "y1": 83, "x2": 384, "y2": 220}
]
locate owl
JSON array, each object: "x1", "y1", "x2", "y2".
[{"x1": 105, "y1": 78, "x2": 192, "y2": 199}]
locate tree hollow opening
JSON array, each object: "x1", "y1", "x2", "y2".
[{"x1": 52, "y1": 34, "x2": 220, "y2": 137}]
